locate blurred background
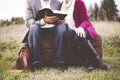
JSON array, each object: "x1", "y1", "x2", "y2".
[
  {"x1": 0, "y1": 0, "x2": 120, "y2": 79},
  {"x1": 0, "y1": 0, "x2": 120, "y2": 23}
]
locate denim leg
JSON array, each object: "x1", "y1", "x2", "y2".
[
  {"x1": 28, "y1": 24, "x2": 41, "y2": 63},
  {"x1": 53, "y1": 24, "x2": 66, "y2": 64}
]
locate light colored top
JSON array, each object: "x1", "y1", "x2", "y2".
[
  {"x1": 25, "y1": 0, "x2": 61, "y2": 28},
  {"x1": 61, "y1": 0, "x2": 76, "y2": 30},
  {"x1": 40, "y1": 0, "x2": 51, "y2": 9}
]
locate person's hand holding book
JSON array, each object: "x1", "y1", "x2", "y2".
[
  {"x1": 43, "y1": 15, "x2": 59, "y2": 24},
  {"x1": 57, "y1": 19, "x2": 66, "y2": 24}
]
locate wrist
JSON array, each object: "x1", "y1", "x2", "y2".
[
  {"x1": 39, "y1": 19, "x2": 46, "y2": 25},
  {"x1": 78, "y1": 26, "x2": 83, "y2": 28}
]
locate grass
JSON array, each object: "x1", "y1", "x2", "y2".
[{"x1": 0, "y1": 22, "x2": 120, "y2": 80}]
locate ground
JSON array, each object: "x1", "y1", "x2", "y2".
[{"x1": 0, "y1": 21, "x2": 120, "y2": 80}]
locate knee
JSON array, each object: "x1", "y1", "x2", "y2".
[
  {"x1": 29, "y1": 24, "x2": 40, "y2": 32},
  {"x1": 63, "y1": 30, "x2": 75, "y2": 39},
  {"x1": 57, "y1": 24, "x2": 66, "y2": 33},
  {"x1": 76, "y1": 36, "x2": 87, "y2": 44}
]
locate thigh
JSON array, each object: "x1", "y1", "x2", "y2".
[
  {"x1": 64, "y1": 29, "x2": 92, "y2": 40},
  {"x1": 54, "y1": 24, "x2": 66, "y2": 34},
  {"x1": 63, "y1": 30, "x2": 76, "y2": 47},
  {"x1": 29, "y1": 24, "x2": 40, "y2": 31},
  {"x1": 85, "y1": 29, "x2": 93, "y2": 40},
  {"x1": 63, "y1": 30, "x2": 75, "y2": 40}
]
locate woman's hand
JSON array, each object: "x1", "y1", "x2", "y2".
[{"x1": 74, "y1": 27, "x2": 86, "y2": 38}]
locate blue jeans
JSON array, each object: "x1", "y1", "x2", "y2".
[{"x1": 28, "y1": 24, "x2": 66, "y2": 65}]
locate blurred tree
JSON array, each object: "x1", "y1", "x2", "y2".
[
  {"x1": 99, "y1": 8, "x2": 106, "y2": 20},
  {"x1": 88, "y1": 4, "x2": 94, "y2": 20},
  {"x1": 0, "y1": 17, "x2": 24, "y2": 27},
  {"x1": 88, "y1": 0, "x2": 119, "y2": 21},
  {"x1": 93, "y1": 3, "x2": 99, "y2": 21},
  {"x1": 11, "y1": 17, "x2": 24, "y2": 24},
  {"x1": 101, "y1": 0, "x2": 118, "y2": 21}
]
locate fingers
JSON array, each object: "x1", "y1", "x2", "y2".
[
  {"x1": 57, "y1": 20, "x2": 65, "y2": 24},
  {"x1": 74, "y1": 27, "x2": 86, "y2": 38},
  {"x1": 44, "y1": 16, "x2": 59, "y2": 23},
  {"x1": 83, "y1": 31, "x2": 86, "y2": 38}
]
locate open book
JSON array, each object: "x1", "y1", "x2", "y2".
[{"x1": 35, "y1": 8, "x2": 67, "y2": 21}]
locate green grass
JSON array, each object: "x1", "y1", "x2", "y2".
[{"x1": 0, "y1": 23, "x2": 120, "y2": 80}]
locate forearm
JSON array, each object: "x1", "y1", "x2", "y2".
[
  {"x1": 25, "y1": 18, "x2": 35, "y2": 28},
  {"x1": 79, "y1": 20, "x2": 91, "y2": 28},
  {"x1": 25, "y1": 0, "x2": 35, "y2": 28},
  {"x1": 75, "y1": 0, "x2": 90, "y2": 29}
]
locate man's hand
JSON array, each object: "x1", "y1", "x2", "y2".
[
  {"x1": 57, "y1": 20, "x2": 66, "y2": 24},
  {"x1": 74, "y1": 27, "x2": 86, "y2": 38},
  {"x1": 43, "y1": 15, "x2": 59, "y2": 24}
]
